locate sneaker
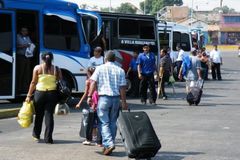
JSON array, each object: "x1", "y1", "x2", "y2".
[
  {"x1": 163, "y1": 96, "x2": 167, "y2": 100},
  {"x1": 82, "y1": 140, "x2": 91, "y2": 145},
  {"x1": 32, "y1": 136, "x2": 40, "y2": 142},
  {"x1": 103, "y1": 146, "x2": 115, "y2": 155}
]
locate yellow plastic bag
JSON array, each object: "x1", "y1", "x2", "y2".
[{"x1": 17, "y1": 101, "x2": 35, "y2": 128}]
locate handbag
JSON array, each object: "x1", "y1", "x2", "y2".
[
  {"x1": 56, "y1": 79, "x2": 71, "y2": 103},
  {"x1": 54, "y1": 103, "x2": 70, "y2": 115},
  {"x1": 17, "y1": 101, "x2": 35, "y2": 128}
]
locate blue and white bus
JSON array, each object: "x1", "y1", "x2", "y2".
[{"x1": 0, "y1": 0, "x2": 102, "y2": 100}]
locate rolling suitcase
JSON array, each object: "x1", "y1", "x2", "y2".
[
  {"x1": 186, "y1": 80, "x2": 204, "y2": 106},
  {"x1": 117, "y1": 111, "x2": 161, "y2": 159}
]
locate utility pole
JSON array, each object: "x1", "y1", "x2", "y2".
[{"x1": 109, "y1": 0, "x2": 112, "y2": 12}]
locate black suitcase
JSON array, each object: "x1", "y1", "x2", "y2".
[
  {"x1": 117, "y1": 111, "x2": 161, "y2": 159},
  {"x1": 186, "y1": 87, "x2": 203, "y2": 106}
]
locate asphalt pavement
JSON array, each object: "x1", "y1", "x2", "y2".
[{"x1": 0, "y1": 51, "x2": 240, "y2": 160}]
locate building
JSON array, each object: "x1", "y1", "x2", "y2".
[{"x1": 220, "y1": 14, "x2": 240, "y2": 44}]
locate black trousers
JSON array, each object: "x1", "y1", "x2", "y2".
[
  {"x1": 16, "y1": 55, "x2": 31, "y2": 93},
  {"x1": 33, "y1": 90, "x2": 58, "y2": 142},
  {"x1": 211, "y1": 63, "x2": 222, "y2": 80},
  {"x1": 128, "y1": 71, "x2": 140, "y2": 97},
  {"x1": 176, "y1": 61, "x2": 183, "y2": 80},
  {"x1": 139, "y1": 73, "x2": 157, "y2": 103},
  {"x1": 160, "y1": 74, "x2": 170, "y2": 97}
]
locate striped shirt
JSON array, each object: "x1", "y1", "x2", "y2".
[{"x1": 90, "y1": 62, "x2": 126, "y2": 96}]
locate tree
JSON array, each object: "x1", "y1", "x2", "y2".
[
  {"x1": 140, "y1": 0, "x2": 183, "y2": 15},
  {"x1": 213, "y1": 5, "x2": 236, "y2": 14},
  {"x1": 115, "y1": 3, "x2": 137, "y2": 14}
]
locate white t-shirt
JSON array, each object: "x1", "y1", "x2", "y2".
[
  {"x1": 210, "y1": 49, "x2": 222, "y2": 63},
  {"x1": 176, "y1": 49, "x2": 185, "y2": 61},
  {"x1": 88, "y1": 56, "x2": 104, "y2": 67}
]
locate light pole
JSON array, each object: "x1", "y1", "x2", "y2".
[
  {"x1": 190, "y1": 0, "x2": 194, "y2": 28},
  {"x1": 109, "y1": 0, "x2": 112, "y2": 12},
  {"x1": 144, "y1": 0, "x2": 146, "y2": 14}
]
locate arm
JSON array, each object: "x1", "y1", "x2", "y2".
[
  {"x1": 197, "y1": 68, "x2": 202, "y2": 80},
  {"x1": 137, "y1": 64, "x2": 142, "y2": 79},
  {"x1": 87, "y1": 80, "x2": 97, "y2": 105},
  {"x1": 76, "y1": 80, "x2": 90, "y2": 109},
  {"x1": 126, "y1": 67, "x2": 132, "y2": 76},
  {"x1": 120, "y1": 86, "x2": 128, "y2": 110},
  {"x1": 178, "y1": 65, "x2": 183, "y2": 80},
  {"x1": 57, "y1": 67, "x2": 63, "y2": 80},
  {"x1": 25, "y1": 66, "x2": 39, "y2": 102}
]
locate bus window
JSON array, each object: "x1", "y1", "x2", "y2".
[
  {"x1": 159, "y1": 32, "x2": 169, "y2": 49},
  {"x1": 0, "y1": 14, "x2": 13, "y2": 95},
  {"x1": 173, "y1": 32, "x2": 181, "y2": 51},
  {"x1": 181, "y1": 33, "x2": 191, "y2": 51},
  {"x1": 139, "y1": 21, "x2": 155, "y2": 39},
  {"x1": 0, "y1": 14, "x2": 12, "y2": 54},
  {"x1": 44, "y1": 15, "x2": 80, "y2": 51},
  {"x1": 119, "y1": 19, "x2": 155, "y2": 40},
  {"x1": 172, "y1": 32, "x2": 191, "y2": 51}
]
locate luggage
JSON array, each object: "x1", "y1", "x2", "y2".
[
  {"x1": 117, "y1": 111, "x2": 161, "y2": 159},
  {"x1": 186, "y1": 80, "x2": 204, "y2": 106}
]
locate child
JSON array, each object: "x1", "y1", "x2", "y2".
[{"x1": 76, "y1": 67, "x2": 102, "y2": 146}]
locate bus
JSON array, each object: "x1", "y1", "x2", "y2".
[
  {"x1": 158, "y1": 22, "x2": 192, "y2": 63},
  {"x1": 0, "y1": 0, "x2": 102, "y2": 100},
  {"x1": 85, "y1": 12, "x2": 159, "y2": 72}
]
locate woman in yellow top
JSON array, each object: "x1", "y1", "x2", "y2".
[{"x1": 25, "y1": 52, "x2": 62, "y2": 144}]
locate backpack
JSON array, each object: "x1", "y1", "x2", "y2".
[{"x1": 182, "y1": 55, "x2": 192, "y2": 77}]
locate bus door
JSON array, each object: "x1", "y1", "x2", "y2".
[{"x1": 0, "y1": 10, "x2": 16, "y2": 99}]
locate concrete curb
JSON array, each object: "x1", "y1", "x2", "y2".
[{"x1": 0, "y1": 108, "x2": 20, "y2": 119}]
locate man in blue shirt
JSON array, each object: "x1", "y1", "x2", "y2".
[
  {"x1": 137, "y1": 44, "x2": 157, "y2": 104},
  {"x1": 126, "y1": 50, "x2": 139, "y2": 97}
]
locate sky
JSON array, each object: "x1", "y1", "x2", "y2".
[{"x1": 72, "y1": 0, "x2": 240, "y2": 12}]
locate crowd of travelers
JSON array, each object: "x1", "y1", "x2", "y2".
[{"x1": 24, "y1": 41, "x2": 223, "y2": 156}]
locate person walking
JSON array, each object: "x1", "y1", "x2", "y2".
[
  {"x1": 210, "y1": 45, "x2": 222, "y2": 80},
  {"x1": 76, "y1": 67, "x2": 102, "y2": 146},
  {"x1": 137, "y1": 44, "x2": 157, "y2": 104},
  {"x1": 159, "y1": 49, "x2": 173, "y2": 100},
  {"x1": 87, "y1": 51, "x2": 128, "y2": 156},
  {"x1": 16, "y1": 27, "x2": 35, "y2": 93},
  {"x1": 25, "y1": 52, "x2": 62, "y2": 144},
  {"x1": 179, "y1": 50, "x2": 202, "y2": 92},
  {"x1": 175, "y1": 45, "x2": 185, "y2": 81},
  {"x1": 126, "y1": 50, "x2": 139, "y2": 97},
  {"x1": 88, "y1": 46, "x2": 104, "y2": 67}
]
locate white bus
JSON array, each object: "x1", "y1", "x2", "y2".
[
  {"x1": 0, "y1": 0, "x2": 102, "y2": 100},
  {"x1": 158, "y1": 22, "x2": 192, "y2": 63}
]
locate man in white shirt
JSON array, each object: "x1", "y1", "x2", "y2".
[
  {"x1": 175, "y1": 45, "x2": 185, "y2": 80},
  {"x1": 210, "y1": 45, "x2": 222, "y2": 80},
  {"x1": 88, "y1": 46, "x2": 104, "y2": 67}
]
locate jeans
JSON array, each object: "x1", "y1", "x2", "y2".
[{"x1": 97, "y1": 96, "x2": 120, "y2": 148}]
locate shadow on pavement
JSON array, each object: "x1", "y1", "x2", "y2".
[
  {"x1": 95, "y1": 151, "x2": 126, "y2": 157},
  {"x1": 51, "y1": 139, "x2": 80, "y2": 144},
  {"x1": 155, "y1": 151, "x2": 205, "y2": 160}
]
